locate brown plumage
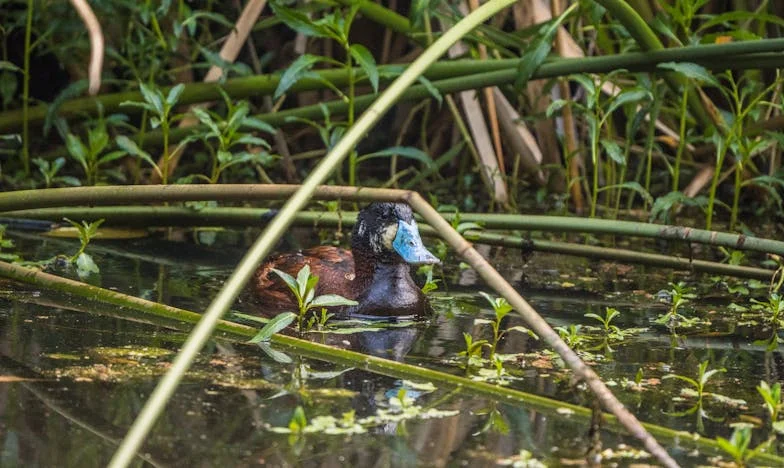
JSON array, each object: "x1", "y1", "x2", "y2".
[
  {"x1": 252, "y1": 246, "x2": 356, "y2": 308},
  {"x1": 251, "y1": 202, "x2": 440, "y2": 317}
]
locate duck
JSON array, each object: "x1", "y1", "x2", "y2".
[{"x1": 252, "y1": 202, "x2": 440, "y2": 317}]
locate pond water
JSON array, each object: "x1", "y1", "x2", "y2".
[{"x1": 1, "y1": 228, "x2": 782, "y2": 467}]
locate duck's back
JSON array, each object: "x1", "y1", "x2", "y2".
[{"x1": 252, "y1": 246, "x2": 356, "y2": 309}]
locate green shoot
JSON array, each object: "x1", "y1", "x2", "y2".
[
  {"x1": 479, "y1": 292, "x2": 537, "y2": 361},
  {"x1": 663, "y1": 360, "x2": 725, "y2": 404},
  {"x1": 63, "y1": 218, "x2": 104, "y2": 278},
  {"x1": 273, "y1": 264, "x2": 357, "y2": 332}
]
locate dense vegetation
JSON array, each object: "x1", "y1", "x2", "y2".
[{"x1": 0, "y1": 0, "x2": 781, "y2": 231}]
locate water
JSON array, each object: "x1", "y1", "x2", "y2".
[{"x1": 0, "y1": 228, "x2": 781, "y2": 466}]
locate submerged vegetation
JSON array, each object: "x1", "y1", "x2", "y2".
[{"x1": 3, "y1": 0, "x2": 784, "y2": 466}]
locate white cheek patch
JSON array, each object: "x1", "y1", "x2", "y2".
[{"x1": 380, "y1": 223, "x2": 398, "y2": 250}]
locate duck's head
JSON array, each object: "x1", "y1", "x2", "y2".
[{"x1": 352, "y1": 202, "x2": 440, "y2": 266}]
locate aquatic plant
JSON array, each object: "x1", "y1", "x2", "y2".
[
  {"x1": 757, "y1": 381, "x2": 784, "y2": 434},
  {"x1": 715, "y1": 426, "x2": 755, "y2": 467},
  {"x1": 664, "y1": 360, "x2": 726, "y2": 405},
  {"x1": 272, "y1": 264, "x2": 357, "y2": 332},
  {"x1": 478, "y1": 292, "x2": 537, "y2": 361},
  {"x1": 63, "y1": 218, "x2": 104, "y2": 279},
  {"x1": 64, "y1": 115, "x2": 126, "y2": 186},
  {"x1": 119, "y1": 83, "x2": 185, "y2": 184}
]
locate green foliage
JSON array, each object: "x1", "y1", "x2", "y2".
[
  {"x1": 32, "y1": 157, "x2": 80, "y2": 188},
  {"x1": 715, "y1": 426, "x2": 755, "y2": 467},
  {"x1": 479, "y1": 291, "x2": 537, "y2": 361},
  {"x1": 189, "y1": 92, "x2": 275, "y2": 183},
  {"x1": 64, "y1": 117, "x2": 125, "y2": 185},
  {"x1": 663, "y1": 360, "x2": 726, "y2": 404},
  {"x1": 63, "y1": 218, "x2": 104, "y2": 279},
  {"x1": 272, "y1": 264, "x2": 357, "y2": 332},
  {"x1": 0, "y1": 226, "x2": 21, "y2": 263},
  {"x1": 120, "y1": 83, "x2": 185, "y2": 184},
  {"x1": 247, "y1": 312, "x2": 297, "y2": 344}
]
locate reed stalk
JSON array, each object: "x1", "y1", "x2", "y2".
[
  {"x1": 3, "y1": 206, "x2": 775, "y2": 280},
  {"x1": 3, "y1": 40, "x2": 784, "y2": 133},
  {"x1": 3, "y1": 185, "x2": 784, "y2": 258}
]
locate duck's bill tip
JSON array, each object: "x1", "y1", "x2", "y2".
[{"x1": 393, "y1": 220, "x2": 441, "y2": 265}]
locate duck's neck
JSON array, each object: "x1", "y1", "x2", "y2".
[{"x1": 352, "y1": 261, "x2": 427, "y2": 316}]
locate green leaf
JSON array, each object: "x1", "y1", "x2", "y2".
[
  {"x1": 138, "y1": 82, "x2": 164, "y2": 115},
  {"x1": 416, "y1": 76, "x2": 442, "y2": 104},
  {"x1": 166, "y1": 83, "x2": 185, "y2": 107},
  {"x1": 657, "y1": 62, "x2": 720, "y2": 87},
  {"x1": 98, "y1": 150, "x2": 127, "y2": 166},
  {"x1": 605, "y1": 87, "x2": 651, "y2": 117},
  {"x1": 601, "y1": 140, "x2": 625, "y2": 165},
  {"x1": 310, "y1": 294, "x2": 358, "y2": 308},
  {"x1": 272, "y1": 3, "x2": 333, "y2": 39},
  {"x1": 357, "y1": 146, "x2": 433, "y2": 166},
  {"x1": 296, "y1": 264, "x2": 312, "y2": 299},
  {"x1": 115, "y1": 136, "x2": 161, "y2": 176},
  {"x1": 546, "y1": 99, "x2": 569, "y2": 117},
  {"x1": 349, "y1": 44, "x2": 379, "y2": 94},
  {"x1": 257, "y1": 341, "x2": 293, "y2": 363},
  {"x1": 272, "y1": 268, "x2": 300, "y2": 299},
  {"x1": 76, "y1": 252, "x2": 99, "y2": 278},
  {"x1": 241, "y1": 117, "x2": 277, "y2": 135},
  {"x1": 571, "y1": 74, "x2": 597, "y2": 103},
  {"x1": 772, "y1": 420, "x2": 784, "y2": 435},
  {"x1": 274, "y1": 54, "x2": 323, "y2": 100},
  {"x1": 248, "y1": 312, "x2": 296, "y2": 343},
  {"x1": 514, "y1": 2, "x2": 577, "y2": 91},
  {"x1": 226, "y1": 101, "x2": 250, "y2": 133},
  {"x1": 192, "y1": 108, "x2": 221, "y2": 136},
  {"x1": 289, "y1": 406, "x2": 307, "y2": 432},
  {"x1": 65, "y1": 134, "x2": 89, "y2": 168}
]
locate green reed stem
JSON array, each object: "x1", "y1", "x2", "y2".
[
  {"x1": 3, "y1": 206, "x2": 774, "y2": 280},
  {"x1": 3, "y1": 184, "x2": 784, "y2": 257},
  {"x1": 3, "y1": 39, "x2": 784, "y2": 133}
]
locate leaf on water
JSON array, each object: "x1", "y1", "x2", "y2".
[
  {"x1": 76, "y1": 252, "x2": 99, "y2": 278},
  {"x1": 248, "y1": 312, "x2": 296, "y2": 343}
]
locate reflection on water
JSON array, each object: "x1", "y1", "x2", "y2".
[{"x1": 0, "y1": 229, "x2": 780, "y2": 466}]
